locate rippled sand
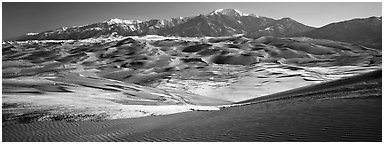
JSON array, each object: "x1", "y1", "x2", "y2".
[{"x1": 3, "y1": 70, "x2": 381, "y2": 142}]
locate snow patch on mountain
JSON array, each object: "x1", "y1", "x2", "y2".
[
  {"x1": 210, "y1": 9, "x2": 224, "y2": 15},
  {"x1": 89, "y1": 27, "x2": 103, "y2": 31},
  {"x1": 129, "y1": 25, "x2": 137, "y2": 31},
  {"x1": 105, "y1": 18, "x2": 142, "y2": 25},
  {"x1": 26, "y1": 33, "x2": 39, "y2": 35},
  {"x1": 12, "y1": 8, "x2": 314, "y2": 40},
  {"x1": 209, "y1": 9, "x2": 248, "y2": 17},
  {"x1": 233, "y1": 9, "x2": 245, "y2": 16}
]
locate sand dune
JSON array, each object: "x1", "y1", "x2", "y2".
[
  {"x1": 236, "y1": 69, "x2": 382, "y2": 104},
  {"x1": 2, "y1": 35, "x2": 381, "y2": 141},
  {"x1": 3, "y1": 35, "x2": 381, "y2": 120},
  {"x1": 2, "y1": 69, "x2": 381, "y2": 142}
]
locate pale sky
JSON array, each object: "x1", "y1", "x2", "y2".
[{"x1": 3, "y1": 2, "x2": 382, "y2": 40}]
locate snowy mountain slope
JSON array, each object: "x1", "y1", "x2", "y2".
[{"x1": 12, "y1": 9, "x2": 314, "y2": 40}]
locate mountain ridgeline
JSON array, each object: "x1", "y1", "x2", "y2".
[
  {"x1": 295, "y1": 16, "x2": 382, "y2": 50},
  {"x1": 11, "y1": 9, "x2": 382, "y2": 50},
  {"x1": 12, "y1": 9, "x2": 314, "y2": 40}
]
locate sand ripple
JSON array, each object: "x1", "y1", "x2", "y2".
[{"x1": 3, "y1": 97, "x2": 381, "y2": 141}]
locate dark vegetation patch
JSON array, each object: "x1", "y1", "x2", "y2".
[
  {"x1": 2, "y1": 103, "x2": 23, "y2": 109},
  {"x1": 3, "y1": 111, "x2": 47, "y2": 123},
  {"x1": 3, "y1": 111, "x2": 109, "y2": 123},
  {"x1": 44, "y1": 113, "x2": 109, "y2": 122}
]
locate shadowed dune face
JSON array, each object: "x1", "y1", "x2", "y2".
[
  {"x1": 182, "y1": 44, "x2": 212, "y2": 53},
  {"x1": 2, "y1": 35, "x2": 382, "y2": 122}
]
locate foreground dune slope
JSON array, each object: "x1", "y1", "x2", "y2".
[{"x1": 3, "y1": 69, "x2": 381, "y2": 142}]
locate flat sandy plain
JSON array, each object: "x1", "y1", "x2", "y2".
[{"x1": 2, "y1": 35, "x2": 382, "y2": 141}]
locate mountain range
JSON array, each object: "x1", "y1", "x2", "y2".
[
  {"x1": 10, "y1": 9, "x2": 382, "y2": 50},
  {"x1": 296, "y1": 16, "x2": 382, "y2": 50},
  {"x1": 2, "y1": 8, "x2": 382, "y2": 141}
]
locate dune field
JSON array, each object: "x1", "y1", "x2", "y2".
[
  {"x1": 2, "y1": 35, "x2": 382, "y2": 141},
  {"x1": 3, "y1": 69, "x2": 381, "y2": 142}
]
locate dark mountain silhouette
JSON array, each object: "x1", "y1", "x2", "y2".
[{"x1": 295, "y1": 16, "x2": 382, "y2": 50}]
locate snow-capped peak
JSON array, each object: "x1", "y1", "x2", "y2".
[
  {"x1": 209, "y1": 9, "x2": 248, "y2": 17},
  {"x1": 211, "y1": 8, "x2": 224, "y2": 15},
  {"x1": 105, "y1": 18, "x2": 142, "y2": 25}
]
